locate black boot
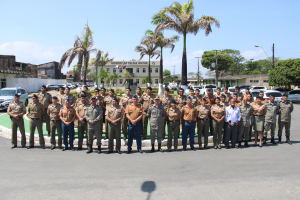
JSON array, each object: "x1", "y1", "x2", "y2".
[
  {"x1": 271, "y1": 137, "x2": 277, "y2": 145},
  {"x1": 150, "y1": 144, "x2": 154, "y2": 153},
  {"x1": 286, "y1": 136, "x2": 292, "y2": 145},
  {"x1": 263, "y1": 137, "x2": 267, "y2": 144},
  {"x1": 98, "y1": 145, "x2": 101, "y2": 154},
  {"x1": 158, "y1": 144, "x2": 164, "y2": 152},
  {"x1": 278, "y1": 136, "x2": 282, "y2": 144},
  {"x1": 237, "y1": 141, "x2": 241, "y2": 148},
  {"x1": 244, "y1": 141, "x2": 249, "y2": 147},
  {"x1": 86, "y1": 145, "x2": 93, "y2": 154}
]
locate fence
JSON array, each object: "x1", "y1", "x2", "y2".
[{"x1": 14, "y1": 78, "x2": 66, "y2": 93}]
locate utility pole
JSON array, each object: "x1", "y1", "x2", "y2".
[
  {"x1": 272, "y1": 43, "x2": 275, "y2": 69},
  {"x1": 195, "y1": 57, "x2": 200, "y2": 86},
  {"x1": 212, "y1": 50, "x2": 220, "y2": 86},
  {"x1": 173, "y1": 66, "x2": 175, "y2": 76}
]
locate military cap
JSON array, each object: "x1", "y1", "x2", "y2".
[
  {"x1": 206, "y1": 88, "x2": 212, "y2": 91},
  {"x1": 233, "y1": 92, "x2": 238, "y2": 96},
  {"x1": 154, "y1": 96, "x2": 160, "y2": 100},
  {"x1": 171, "y1": 99, "x2": 176, "y2": 104},
  {"x1": 41, "y1": 85, "x2": 46, "y2": 89},
  {"x1": 14, "y1": 93, "x2": 20, "y2": 97},
  {"x1": 81, "y1": 94, "x2": 87, "y2": 98},
  {"x1": 32, "y1": 94, "x2": 38, "y2": 99},
  {"x1": 164, "y1": 88, "x2": 169, "y2": 92},
  {"x1": 109, "y1": 89, "x2": 114, "y2": 93},
  {"x1": 112, "y1": 97, "x2": 118, "y2": 101},
  {"x1": 132, "y1": 95, "x2": 138, "y2": 98},
  {"x1": 146, "y1": 87, "x2": 152, "y2": 90},
  {"x1": 283, "y1": 93, "x2": 288, "y2": 97},
  {"x1": 186, "y1": 96, "x2": 192, "y2": 100},
  {"x1": 52, "y1": 96, "x2": 58, "y2": 100}
]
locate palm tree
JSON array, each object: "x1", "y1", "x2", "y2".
[
  {"x1": 123, "y1": 70, "x2": 132, "y2": 88},
  {"x1": 110, "y1": 73, "x2": 122, "y2": 88},
  {"x1": 151, "y1": 0, "x2": 220, "y2": 90},
  {"x1": 59, "y1": 24, "x2": 102, "y2": 85},
  {"x1": 144, "y1": 29, "x2": 179, "y2": 95},
  {"x1": 135, "y1": 37, "x2": 160, "y2": 87}
]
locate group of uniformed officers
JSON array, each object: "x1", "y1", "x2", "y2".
[{"x1": 8, "y1": 85, "x2": 293, "y2": 154}]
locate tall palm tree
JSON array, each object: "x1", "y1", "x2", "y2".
[
  {"x1": 123, "y1": 70, "x2": 132, "y2": 88},
  {"x1": 151, "y1": 0, "x2": 220, "y2": 90},
  {"x1": 135, "y1": 37, "x2": 160, "y2": 87},
  {"x1": 59, "y1": 24, "x2": 102, "y2": 85},
  {"x1": 144, "y1": 29, "x2": 179, "y2": 95}
]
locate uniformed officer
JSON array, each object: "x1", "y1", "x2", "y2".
[
  {"x1": 278, "y1": 93, "x2": 293, "y2": 145},
  {"x1": 243, "y1": 87, "x2": 250, "y2": 99},
  {"x1": 47, "y1": 96, "x2": 63, "y2": 150},
  {"x1": 59, "y1": 98, "x2": 76, "y2": 151},
  {"x1": 251, "y1": 97, "x2": 266, "y2": 147},
  {"x1": 61, "y1": 87, "x2": 76, "y2": 107},
  {"x1": 7, "y1": 94, "x2": 26, "y2": 148},
  {"x1": 247, "y1": 93, "x2": 254, "y2": 142},
  {"x1": 125, "y1": 95, "x2": 144, "y2": 153},
  {"x1": 142, "y1": 87, "x2": 156, "y2": 140},
  {"x1": 181, "y1": 96, "x2": 198, "y2": 151},
  {"x1": 263, "y1": 94, "x2": 279, "y2": 144},
  {"x1": 196, "y1": 98, "x2": 211, "y2": 149},
  {"x1": 135, "y1": 87, "x2": 144, "y2": 139},
  {"x1": 189, "y1": 88, "x2": 198, "y2": 107},
  {"x1": 104, "y1": 89, "x2": 117, "y2": 139},
  {"x1": 86, "y1": 96, "x2": 103, "y2": 154},
  {"x1": 221, "y1": 94, "x2": 229, "y2": 144},
  {"x1": 160, "y1": 88, "x2": 173, "y2": 140},
  {"x1": 92, "y1": 88, "x2": 104, "y2": 107},
  {"x1": 120, "y1": 88, "x2": 133, "y2": 141},
  {"x1": 82, "y1": 85, "x2": 92, "y2": 100},
  {"x1": 232, "y1": 92, "x2": 242, "y2": 107},
  {"x1": 238, "y1": 97, "x2": 253, "y2": 147},
  {"x1": 235, "y1": 86, "x2": 244, "y2": 102},
  {"x1": 38, "y1": 85, "x2": 52, "y2": 137},
  {"x1": 100, "y1": 87, "x2": 107, "y2": 138},
  {"x1": 211, "y1": 97, "x2": 225, "y2": 149},
  {"x1": 56, "y1": 86, "x2": 65, "y2": 104},
  {"x1": 148, "y1": 96, "x2": 165, "y2": 153},
  {"x1": 75, "y1": 94, "x2": 90, "y2": 150},
  {"x1": 195, "y1": 89, "x2": 202, "y2": 103},
  {"x1": 166, "y1": 100, "x2": 181, "y2": 151},
  {"x1": 214, "y1": 87, "x2": 222, "y2": 99},
  {"x1": 174, "y1": 88, "x2": 186, "y2": 131},
  {"x1": 222, "y1": 86, "x2": 232, "y2": 103},
  {"x1": 27, "y1": 94, "x2": 45, "y2": 149},
  {"x1": 205, "y1": 88, "x2": 215, "y2": 136},
  {"x1": 106, "y1": 97, "x2": 124, "y2": 154}
]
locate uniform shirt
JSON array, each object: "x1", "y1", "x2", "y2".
[
  {"x1": 174, "y1": 95, "x2": 187, "y2": 109},
  {"x1": 196, "y1": 105, "x2": 210, "y2": 119},
  {"x1": 234, "y1": 101, "x2": 242, "y2": 107},
  {"x1": 211, "y1": 105, "x2": 225, "y2": 119},
  {"x1": 189, "y1": 95, "x2": 198, "y2": 107},
  {"x1": 8, "y1": 101, "x2": 26, "y2": 115},
  {"x1": 91, "y1": 95, "x2": 103, "y2": 106},
  {"x1": 85, "y1": 105, "x2": 103, "y2": 128},
  {"x1": 56, "y1": 93, "x2": 64, "y2": 104},
  {"x1": 278, "y1": 100, "x2": 293, "y2": 122},
  {"x1": 264, "y1": 102, "x2": 278, "y2": 123},
  {"x1": 105, "y1": 105, "x2": 124, "y2": 120},
  {"x1": 247, "y1": 99, "x2": 254, "y2": 105},
  {"x1": 221, "y1": 92, "x2": 232, "y2": 103},
  {"x1": 166, "y1": 107, "x2": 181, "y2": 121},
  {"x1": 205, "y1": 95, "x2": 215, "y2": 107},
  {"x1": 254, "y1": 99, "x2": 268, "y2": 105},
  {"x1": 160, "y1": 95, "x2": 173, "y2": 111},
  {"x1": 86, "y1": 92, "x2": 92, "y2": 101},
  {"x1": 75, "y1": 102, "x2": 90, "y2": 119},
  {"x1": 225, "y1": 106, "x2": 241, "y2": 123},
  {"x1": 252, "y1": 104, "x2": 266, "y2": 116},
  {"x1": 100, "y1": 94, "x2": 107, "y2": 108},
  {"x1": 142, "y1": 94, "x2": 156, "y2": 111},
  {"x1": 104, "y1": 95, "x2": 118, "y2": 108},
  {"x1": 120, "y1": 95, "x2": 133, "y2": 110},
  {"x1": 239, "y1": 104, "x2": 252, "y2": 127},
  {"x1": 221, "y1": 102, "x2": 229, "y2": 108},
  {"x1": 61, "y1": 94, "x2": 76, "y2": 107},
  {"x1": 147, "y1": 104, "x2": 165, "y2": 130},
  {"x1": 136, "y1": 94, "x2": 144, "y2": 105},
  {"x1": 195, "y1": 95, "x2": 202, "y2": 104},
  {"x1": 214, "y1": 93, "x2": 222, "y2": 99},
  {"x1": 59, "y1": 106, "x2": 76, "y2": 122},
  {"x1": 181, "y1": 105, "x2": 198, "y2": 121},
  {"x1": 125, "y1": 104, "x2": 144, "y2": 121},
  {"x1": 28, "y1": 102, "x2": 43, "y2": 119},
  {"x1": 38, "y1": 92, "x2": 52, "y2": 109},
  {"x1": 47, "y1": 103, "x2": 62, "y2": 121}
]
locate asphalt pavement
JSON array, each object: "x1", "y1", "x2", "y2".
[{"x1": 0, "y1": 105, "x2": 299, "y2": 199}]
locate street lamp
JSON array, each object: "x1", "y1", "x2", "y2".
[
  {"x1": 255, "y1": 44, "x2": 275, "y2": 69},
  {"x1": 254, "y1": 45, "x2": 269, "y2": 57}
]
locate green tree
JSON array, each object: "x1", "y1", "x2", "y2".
[
  {"x1": 98, "y1": 69, "x2": 110, "y2": 87},
  {"x1": 163, "y1": 75, "x2": 181, "y2": 83},
  {"x1": 152, "y1": 0, "x2": 220, "y2": 87},
  {"x1": 123, "y1": 70, "x2": 132, "y2": 88},
  {"x1": 109, "y1": 73, "x2": 122, "y2": 86},
  {"x1": 142, "y1": 76, "x2": 153, "y2": 84},
  {"x1": 59, "y1": 24, "x2": 102, "y2": 84},
  {"x1": 269, "y1": 58, "x2": 300, "y2": 87},
  {"x1": 90, "y1": 52, "x2": 114, "y2": 86},
  {"x1": 205, "y1": 70, "x2": 216, "y2": 78},
  {"x1": 201, "y1": 51, "x2": 234, "y2": 75},
  {"x1": 221, "y1": 49, "x2": 245, "y2": 75},
  {"x1": 188, "y1": 71, "x2": 203, "y2": 78},
  {"x1": 163, "y1": 69, "x2": 171, "y2": 76}
]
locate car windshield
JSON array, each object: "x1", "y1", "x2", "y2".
[
  {"x1": 266, "y1": 92, "x2": 282, "y2": 97},
  {"x1": 252, "y1": 92, "x2": 260, "y2": 97},
  {"x1": 0, "y1": 90, "x2": 16, "y2": 96},
  {"x1": 239, "y1": 85, "x2": 251, "y2": 89},
  {"x1": 229, "y1": 88, "x2": 235, "y2": 92},
  {"x1": 205, "y1": 85, "x2": 216, "y2": 88},
  {"x1": 253, "y1": 87, "x2": 265, "y2": 89}
]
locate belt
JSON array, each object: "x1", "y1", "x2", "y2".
[
  {"x1": 198, "y1": 118, "x2": 208, "y2": 121},
  {"x1": 184, "y1": 120, "x2": 195, "y2": 123},
  {"x1": 169, "y1": 120, "x2": 179, "y2": 123},
  {"x1": 31, "y1": 118, "x2": 40, "y2": 120},
  {"x1": 255, "y1": 115, "x2": 264, "y2": 116},
  {"x1": 51, "y1": 120, "x2": 61, "y2": 122}
]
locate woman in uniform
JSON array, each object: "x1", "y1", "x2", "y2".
[
  {"x1": 211, "y1": 97, "x2": 225, "y2": 149},
  {"x1": 251, "y1": 97, "x2": 266, "y2": 147},
  {"x1": 166, "y1": 100, "x2": 181, "y2": 151},
  {"x1": 196, "y1": 98, "x2": 211, "y2": 149}
]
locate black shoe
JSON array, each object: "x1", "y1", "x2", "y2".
[
  {"x1": 70, "y1": 148, "x2": 75, "y2": 151},
  {"x1": 97, "y1": 145, "x2": 101, "y2": 154},
  {"x1": 244, "y1": 141, "x2": 249, "y2": 147},
  {"x1": 183, "y1": 148, "x2": 186, "y2": 151},
  {"x1": 138, "y1": 150, "x2": 143, "y2": 153},
  {"x1": 204, "y1": 145, "x2": 209, "y2": 149},
  {"x1": 62, "y1": 147, "x2": 68, "y2": 151},
  {"x1": 22, "y1": 145, "x2": 26, "y2": 148},
  {"x1": 86, "y1": 145, "x2": 93, "y2": 154},
  {"x1": 263, "y1": 137, "x2": 267, "y2": 144},
  {"x1": 286, "y1": 136, "x2": 292, "y2": 145},
  {"x1": 238, "y1": 142, "x2": 241, "y2": 148},
  {"x1": 158, "y1": 144, "x2": 163, "y2": 152},
  {"x1": 117, "y1": 151, "x2": 122, "y2": 154},
  {"x1": 168, "y1": 149, "x2": 172, "y2": 152},
  {"x1": 107, "y1": 151, "x2": 113, "y2": 154},
  {"x1": 278, "y1": 136, "x2": 282, "y2": 144},
  {"x1": 191, "y1": 148, "x2": 196, "y2": 151},
  {"x1": 27, "y1": 146, "x2": 34, "y2": 149},
  {"x1": 127, "y1": 150, "x2": 132, "y2": 154},
  {"x1": 225, "y1": 146, "x2": 229, "y2": 149},
  {"x1": 150, "y1": 144, "x2": 155, "y2": 153},
  {"x1": 270, "y1": 137, "x2": 277, "y2": 144},
  {"x1": 41, "y1": 146, "x2": 45, "y2": 149},
  {"x1": 51, "y1": 147, "x2": 55, "y2": 150},
  {"x1": 76, "y1": 147, "x2": 82, "y2": 151},
  {"x1": 48, "y1": 133, "x2": 50, "y2": 137}
]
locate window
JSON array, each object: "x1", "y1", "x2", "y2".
[
  {"x1": 143, "y1": 68, "x2": 146, "y2": 73},
  {"x1": 107, "y1": 68, "x2": 110, "y2": 72},
  {"x1": 21, "y1": 89, "x2": 26, "y2": 94},
  {"x1": 136, "y1": 68, "x2": 139, "y2": 73},
  {"x1": 1, "y1": 79, "x2": 6, "y2": 88},
  {"x1": 263, "y1": 80, "x2": 268, "y2": 83},
  {"x1": 136, "y1": 79, "x2": 139, "y2": 84},
  {"x1": 155, "y1": 68, "x2": 158, "y2": 73},
  {"x1": 250, "y1": 80, "x2": 259, "y2": 83},
  {"x1": 113, "y1": 68, "x2": 116, "y2": 73},
  {"x1": 265, "y1": 92, "x2": 282, "y2": 97},
  {"x1": 119, "y1": 68, "x2": 122, "y2": 73},
  {"x1": 155, "y1": 79, "x2": 158, "y2": 84},
  {"x1": 119, "y1": 79, "x2": 123, "y2": 84},
  {"x1": 150, "y1": 68, "x2": 152, "y2": 73}
]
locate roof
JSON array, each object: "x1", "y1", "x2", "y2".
[
  {"x1": 38, "y1": 74, "x2": 49, "y2": 77},
  {"x1": 67, "y1": 70, "x2": 73, "y2": 75}
]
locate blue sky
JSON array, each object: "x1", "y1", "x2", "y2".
[{"x1": 1, "y1": 0, "x2": 299, "y2": 77}]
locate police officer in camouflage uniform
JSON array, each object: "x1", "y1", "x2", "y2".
[
  {"x1": 148, "y1": 96, "x2": 165, "y2": 153},
  {"x1": 38, "y1": 85, "x2": 52, "y2": 137},
  {"x1": 56, "y1": 86, "x2": 65, "y2": 104},
  {"x1": 263, "y1": 94, "x2": 278, "y2": 144},
  {"x1": 142, "y1": 87, "x2": 156, "y2": 140},
  {"x1": 278, "y1": 93, "x2": 293, "y2": 145},
  {"x1": 174, "y1": 88, "x2": 187, "y2": 132},
  {"x1": 104, "y1": 89, "x2": 117, "y2": 139},
  {"x1": 160, "y1": 88, "x2": 173, "y2": 140},
  {"x1": 7, "y1": 94, "x2": 27, "y2": 148},
  {"x1": 238, "y1": 97, "x2": 252, "y2": 147},
  {"x1": 120, "y1": 88, "x2": 133, "y2": 141},
  {"x1": 82, "y1": 85, "x2": 92, "y2": 100},
  {"x1": 166, "y1": 100, "x2": 181, "y2": 151}
]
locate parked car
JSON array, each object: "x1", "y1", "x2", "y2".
[
  {"x1": 250, "y1": 86, "x2": 267, "y2": 92},
  {"x1": 228, "y1": 87, "x2": 236, "y2": 94},
  {"x1": 46, "y1": 84, "x2": 59, "y2": 91},
  {"x1": 0, "y1": 87, "x2": 28, "y2": 110},
  {"x1": 263, "y1": 90, "x2": 283, "y2": 102},
  {"x1": 294, "y1": 86, "x2": 300, "y2": 90},
  {"x1": 87, "y1": 82, "x2": 94, "y2": 87},
  {"x1": 168, "y1": 83, "x2": 178, "y2": 90},
  {"x1": 251, "y1": 91, "x2": 260, "y2": 101},
  {"x1": 199, "y1": 85, "x2": 217, "y2": 96},
  {"x1": 288, "y1": 90, "x2": 300, "y2": 102},
  {"x1": 238, "y1": 85, "x2": 252, "y2": 90},
  {"x1": 273, "y1": 87, "x2": 291, "y2": 94},
  {"x1": 163, "y1": 82, "x2": 169, "y2": 88},
  {"x1": 192, "y1": 86, "x2": 202, "y2": 91}
]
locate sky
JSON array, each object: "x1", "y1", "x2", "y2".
[{"x1": 1, "y1": 0, "x2": 300, "y2": 78}]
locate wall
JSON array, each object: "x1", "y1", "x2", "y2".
[{"x1": 14, "y1": 78, "x2": 67, "y2": 93}]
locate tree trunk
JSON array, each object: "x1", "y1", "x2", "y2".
[
  {"x1": 148, "y1": 55, "x2": 151, "y2": 87},
  {"x1": 181, "y1": 33, "x2": 188, "y2": 94},
  {"x1": 83, "y1": 55, "x2": 87, "y2": 85},
  {"x1": 158, "y1": 48, "x2": 163, "y2": 95}
]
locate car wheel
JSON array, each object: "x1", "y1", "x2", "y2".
[{"x1": 25, "y1": 99, "x2": 28, "y2": 107}]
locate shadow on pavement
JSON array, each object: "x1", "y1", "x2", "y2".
[{"x1": 141, "y1": 181, "x2": 156, "y2": 200}]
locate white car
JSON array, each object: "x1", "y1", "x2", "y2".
[
  {"x1": 250, "y1": 86, "x2": 267, "y2": 92},
  {"x1": 0, "y1": 87, "x2": 29, "y2": 110},
  {"x1": 263, "y1": 90, "x2": 282, "y2": 102},
  {"x1": 287, "y1": 90, "x2": 300, "y2": 102},
  {"x1": 168, "y1": 83, "x2": 178, "y2": 90},
  {"x1": 228, "y1": 87, "x2": 236, "y2": 94},
  {"x1": 199, "y1": 85, "x2": 217, "y2": 96}
]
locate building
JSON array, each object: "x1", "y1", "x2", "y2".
[
  {"x1": 97, "y1": 61, "x2": 160, "y2": 88},
  {"x1": 37, "y1": 61, "x2": 66, "y2": 79}
]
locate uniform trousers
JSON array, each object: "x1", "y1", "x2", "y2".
[
  {"x1": 108, "y1": 122, "x2": 121, "y2": 151},
  {"x1": 213, "y1": 119, "x2": 224, "y2": 146},
  {"x1": 209, "y1": 116, "x2": 214, "y2": 135},
  {"x1": 167, "y1": 120, "x2": 180, "y2": 150},
  {"x1": 62, "y1": 122, "x2": 74, "y2": 148},
  {"x1": 77, "y1": 121, "x2": 88, "y2": 148},
  {"x1": 197, "y1": 119, "x2": 210, "y2": 147},
  {"x1": 122, "y1": 115, "x2": 129, "y2": 138},
  {"x1": 239, "y1": 126, "x2": 250, "y2": 142},
  {"x1": 142, "y1": 114, "x2": 148, "y2": 139},
  {"x1": 150, "y1": 126, "x2": 163, "y2": 145},
  {"x1": 264, "y1": 122, "x2": 276, "y2": 138},
  {"x1": 43, "y1": 108, "x2": 50, "y2": 133},
  {"x1": 11, "y1": 117, "x2": 26, "y2": 147},
  {"x1": 128, "y1": 121, "x2": 142, "y2": 151},
  {"x1": 29, "y1": 118, "x2": 45, "y2": 147},
  {"x1": 222, "y1": 121, "x2": 227, "y2": 143},
  {"x1": 88, "y1": 127, "x2": 101, "y2": 146},
  {"x1": 225, "y1": 123, "x2": 238, "y2": 147},
  {"x1": 162, "y1": 116, "x2": 167, "y2": 139},
  {"x1": 182, "y1": 121, "x2": 195, "y2": 149},
  {"x1": 100, "y1": 108, "x2": 105, "y2": 137},
  {"x1": 278, "y1": 121, "x2": 290, "y2": 137},
  {"x1": 50, "y1": 120, "x2": 62, "y2": 148}
]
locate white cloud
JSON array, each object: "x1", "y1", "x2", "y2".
[{"x1": 242, "y1": 49, "x2": 268, "y2": 60}]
